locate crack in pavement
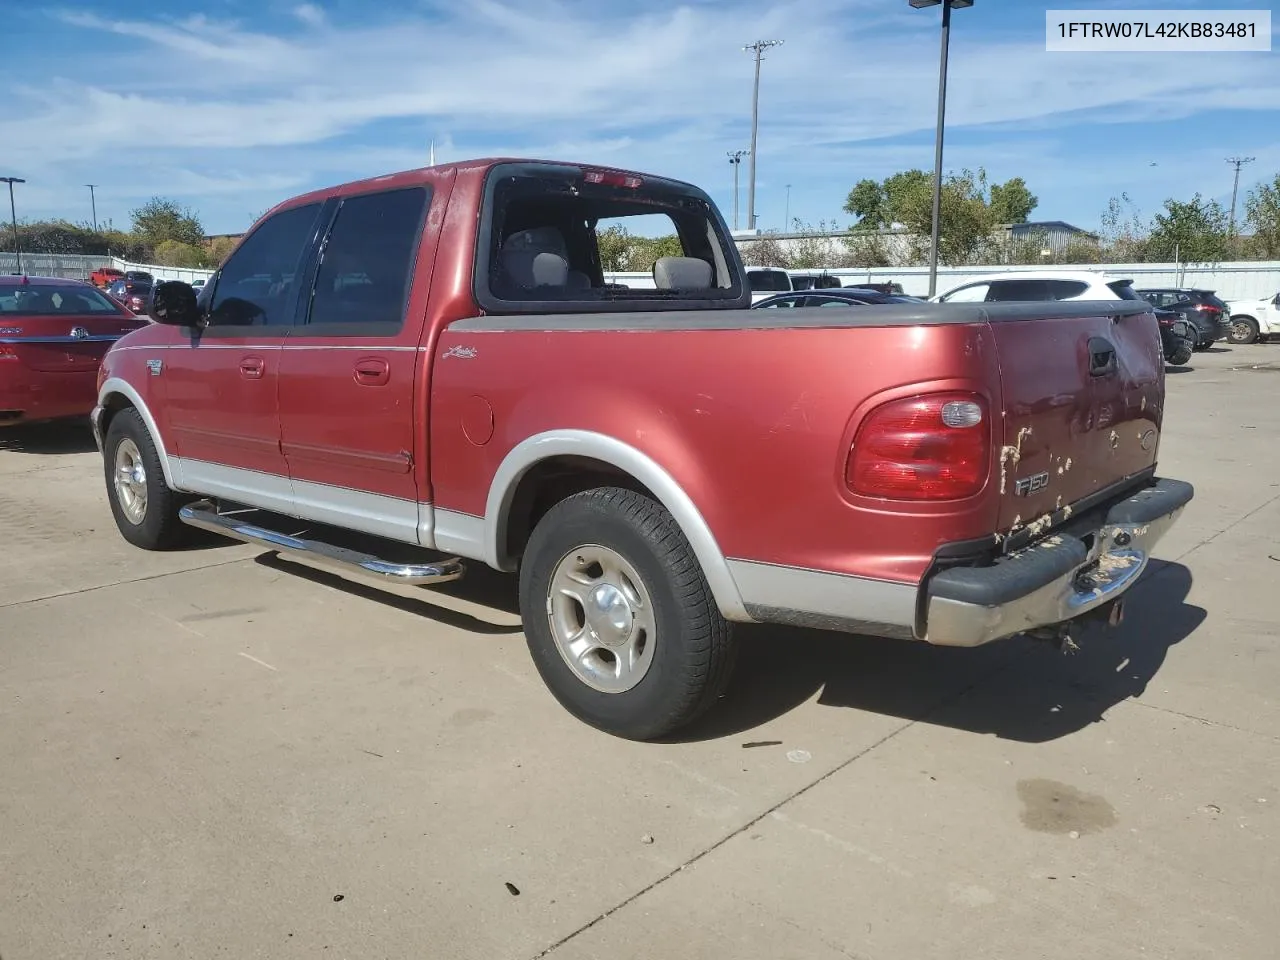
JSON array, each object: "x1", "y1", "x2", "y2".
[
  {"x1": 0, "y1": 556, "x2": 251, "y2": 610},
  {"x1": 1171, "y1": 490, "x2": 1280, "y2": 566},
  {"x1": 1119, "y1": 698, "x2": 1280, "y2": 744},
  {"x1": 531, "y1": 653, "x2": 1024, "y2": 960}
]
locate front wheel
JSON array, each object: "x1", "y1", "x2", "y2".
[
  {"x1": 1228, "y1": 316, "x2": 1260, "y2": 345},
  {"x1": 518, "y1": 487, "x2": 736, "y2": 740},
  {"x1": 103, "y1": 408, "x2": 193, "y2": 550}
]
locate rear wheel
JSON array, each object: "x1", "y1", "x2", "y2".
[
  {"x1": 103, "y1": 408, "x2": 193, "y2": 550},
  {"x1": 518, "y1": 486, "x2": 736, "y2": 740},
  {"x1": 1167, "y1": 341, "x2": 1194, "y2": 366},
  {"x1": 1228, "y1": 316, "x2": 1260, "y2": 345}
]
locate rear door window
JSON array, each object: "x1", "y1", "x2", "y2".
[
  {"x1": 985, "y1": 280, "x2": 1054, "y2": 301},
  {"x1": 747, "y1": 270, "x2": 792, "y2": 292},
  {"x1": 305, "y1": 186, "x2": 429, "y2": 336}
]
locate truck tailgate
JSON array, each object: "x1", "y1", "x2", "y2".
[{"x1": 988, "y1": 302, "x2": 1163, "y2": 536}]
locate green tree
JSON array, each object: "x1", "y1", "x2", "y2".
[
  {"x1": 130, "y1": 198, "x2": 206, "y2": 253},
  {"x1": 1243, "y1": 173, "x2": 1280, "y2": 260},
  {"x1": 206, "y1": 235, "x2": 240, "y2": 266},
  {"x1": 595, "y1": 224, "x2": 633, "y2": 271},
  {"x1": 989, "y1": 177, "x2": 1038, "y2": 224},
  {"x1": 843, "y1": 167, "x2": 1036, "y2": 265},
  {"x1": 1099, "y1": 193, "x2": 1149, "y2": 263},
  {"x1": 152, "y1": 239, "x2": 209, "y2": 268},
  {"x1": 1146, "y1": 194, "x2": 1229, "y2": 263}
]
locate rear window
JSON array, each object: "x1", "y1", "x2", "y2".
[
  {"x1": 477, "y1": 163, "x2": 743, "y2": 313},
  {"x1": 1107, "y1": 281, "x2": 1143, "y2": 301},
  {"x1": 748, "y1": 270, "x2": 791, "y2": 292},
  {"x1": 0, "y1": 284, "x2": 124, "y2": 315}
]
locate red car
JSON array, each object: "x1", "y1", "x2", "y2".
[
  {"x1": 1, "y1": 276, "x2": 147, "y2": 426},
  {"x1": 93, "y1": 158, "x2": 1192, "y2": 739}
]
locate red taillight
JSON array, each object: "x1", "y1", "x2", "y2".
[
  {"x1": 0, "y1": 344, "x2": 17, "y2": 362},
  {"x1": 846, "y1": 392, "x2": 990, "y2": 501},
  {"x1": 1195, "y1": 304, "x2": 1222, "y2": 315},
  {"x1": 1157, "y1": 315, "x2": 1175, "y2": 327},
  {"x1": 583, "y1": 169, "x2": 643, "y2": 189}
]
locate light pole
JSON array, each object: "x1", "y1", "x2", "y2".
[
  {"x1": 909, "y1": 0, "x2": 972, "y2": 298},
  {"x1": 86, "y1": 184, "x2": 99, "y2": 233},
  {"x1": 784, "y1": 184, "x2": 792, "y2": 232},
  {"x1": 727, "y1": 150, "x2": 748, "y2": 230},
  {"x1": 0, "y1": 176, "x2": 24, "y2": 275},
  {"x1": 743, "y1": 39, "x2": 783, "y2": 233}
]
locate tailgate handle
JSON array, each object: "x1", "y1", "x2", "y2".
[{"x1": 1088, "y1": 337, "x2": 1117, "y2": 377}]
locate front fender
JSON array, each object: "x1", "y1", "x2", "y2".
[{"x1": 97, "y1": 377, "x2": 183, "y2": 490}]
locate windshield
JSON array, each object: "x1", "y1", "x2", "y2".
[
  {"x1": 0, "y1": 284, "x2": 125, "y2": 315},
  {"x1": 748, "y1": 270, "x2": 791, "y2": 292}
]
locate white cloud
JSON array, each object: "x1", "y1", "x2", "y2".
[{"x1": 6, "y1": 1, "x2": 1278, "y2": 231}]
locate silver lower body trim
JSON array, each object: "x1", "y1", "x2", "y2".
[
  {"x1": 179, "y1": 500, "x2": 465, "y2": 587},
  {"x1": 90, "y1": 405, "x2": 104, "y2": 452}
]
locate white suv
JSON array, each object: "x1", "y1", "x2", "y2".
[
  {"x1": 934, "y1": 271, "x2": 1140, "y2": 303},
  {"x1": 1225, "y1": 291, "x2": 1279, "y2": 344}
]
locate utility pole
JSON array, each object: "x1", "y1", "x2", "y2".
[
  {"x1": 743, "y1": 39, "x2": 783, "y2": 233},
  {"x1": 0, "y1": 176, "x2": 24, "y2": 275},
  {"x1": 86, "y1": 184, "x2": 99, "y2": 232},
  {"x1": 727, "y1": 151, "x2": 748, "y2": 230},
  {"x1": 1226, "y1": 156, "x2": 1255, "y2": 251},
  {"x1": 784, "y1": 184, "x2": 792, "y2": 232}
]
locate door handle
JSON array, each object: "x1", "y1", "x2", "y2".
[
  {"x1": 353, "y1": 357, "x2": 390, "y2": 387},
  {"x1": 1087, "y1": 336, "x2": 1117, "y2": 377},
  {"x1": 239, "y1": 356, "x2": 265, "y2": 380}
]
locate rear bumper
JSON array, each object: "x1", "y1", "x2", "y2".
[
  {"x1": 0, "y1": 368, "x2": 99, "y2": 426},
  {"x1": 923, "y1": 478, "x2": 1193, "y2": 648}
]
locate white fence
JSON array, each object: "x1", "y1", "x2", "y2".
[
  {"x1": 609, "y1": 259, "x2": 1280, "y2": 301},
  {"x1": 0, "y1": 252, "x2": 112, "y2": 278},
  {"x1": 108, "y1": 257, "x2": 216, "y2": 284}
]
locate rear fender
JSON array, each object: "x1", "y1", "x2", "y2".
[{"x1": 483, "y1": 429, "x2": 751, "y2": 622}]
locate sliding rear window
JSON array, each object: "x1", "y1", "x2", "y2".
[{"x1": 475, "y1": 162, "x2": 746, "y2": 314}]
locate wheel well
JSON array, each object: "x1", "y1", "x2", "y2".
[
  {"x1": 99, "y1": 392, "x2": 136, "y2": 437},
  {"x1": 503, "y1": 455, "x2": 657, "y2": 563}
]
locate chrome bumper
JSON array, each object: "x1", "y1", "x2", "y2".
[
  {"x1": 923, "y1": 478, "x2": 1194, "y2": 648},
  {"x1": 90, "y1": 404, "x2": 105, "y2": 452}
]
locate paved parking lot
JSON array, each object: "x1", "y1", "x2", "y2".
[{"x1": 2, "y1": 345, "x2": 1278, "y2": 960}]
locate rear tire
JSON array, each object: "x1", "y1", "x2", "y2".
[
  {"x1": 103, "y1": 408, "x2": 193, "y2": 550},
  {"x1": 1166, "y1": 341, "x2": 1193, "y2": 366},
  {"x1": 1228, "y1": 316, "x2": 1260, "y2": 345},
  {"x1": 1192, "y1": 340, "x2": 1211, "y2": 352},
  {"x1": 518, "y1": 486, "x2": 736, "y2": 740}
]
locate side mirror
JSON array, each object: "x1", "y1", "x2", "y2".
[
  {"x1": 1272, "y1": 293, "x2": 1280, "y2": 306},
  {"x1": 148, "y1": 280, "x2": 202, "y2": 327}
]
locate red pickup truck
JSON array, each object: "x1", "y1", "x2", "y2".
[{"x1": 93, "y1": 158, "x2": 1193, "y2": 739}]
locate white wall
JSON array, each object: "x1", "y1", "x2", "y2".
[
  {"x1": 608, "y1": 260, "x2": 1280, "y2": 301},
  {"x1": 109, "y1": 257, "x2": 216, "y2": 284}
]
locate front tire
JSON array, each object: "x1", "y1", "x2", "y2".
[
  {"x1": 1228, "y1": 316, "x2": 1260, "y2": 345},
  {"x1": 1166, "y1": 341, "x2": 1194, "y2": 366},
  {"x1": 103, "y1": 408, "x2": 192, "y2": 550},
  {"x1": 518, "y1": 487, "x2": 736, "y2": 740}
]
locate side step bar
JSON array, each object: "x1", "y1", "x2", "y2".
[{"x1": 179, "y1": 500, "x2": 466, "y2": 586}]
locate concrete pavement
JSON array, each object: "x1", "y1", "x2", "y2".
[{"x1": 1, "y1": 346, "x2": 1277, "y2": 960}]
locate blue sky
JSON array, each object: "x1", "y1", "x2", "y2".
[{"x1": 2, "y1": 0, "x2": 1277, "y2": 236}]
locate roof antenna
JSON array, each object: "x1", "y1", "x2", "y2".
[{"x1": 429, "y1": 139, "x2": 436, "y2": 167}]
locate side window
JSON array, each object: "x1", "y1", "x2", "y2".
[
  {"x1": 756, "y1": 297, "x2": 796, "y2": 309},
  {"x1": 813, "y1": 297, "x2": 857, "y2": 307},
  {"x1": 306, "y1": 186, "x2": 429, "y2": 335},
  {"x1": 209, "y1": 203, "x2": 322, "y2": 327},
  {"x1": 986, "y1": 280, "x2": 1052, "y2": 301},
  {"x1": 1047, "y1": 280, "x2": 1089, "y2": 300},
  {"x1": 940, "y1": 283, "x2": 989, "y2": 303}
]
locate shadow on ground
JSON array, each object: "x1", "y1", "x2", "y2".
[
  {"x1": 0, "y1": 421, "x2": 97, "y2": 455},
  {"x1": 1164, "y1": 365, "x2": 1195, "y2": 375},
  {"x1": 675, "y1": 560, "x2": 1203, "y2": 744}
]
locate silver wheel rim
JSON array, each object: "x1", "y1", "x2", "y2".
[
  {"x1": 547, "y1": 544, "x2": 656, "y2": 694},
  {"x1": 1232, "y1": 320, "x2": 1251, "y2": 342},
  {"x1": 113, "y1": 438, "x2": 148, "y2": 525}
]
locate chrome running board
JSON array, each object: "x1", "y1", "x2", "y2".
[{"x1": 179, "y1": 500, "x2": 465, "y2": 586}]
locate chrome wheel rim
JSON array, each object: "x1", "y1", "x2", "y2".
[
  {"x1": 113, "y1": 438, "x2": 148, "y2": 525},
  {"x1": 1231, "y1": 320, "x2": 1251, "y2": 343},
  {"x1": 547, "y1": 544, "x2": 656, "y2": 694}
]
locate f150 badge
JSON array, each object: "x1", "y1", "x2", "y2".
[{"x1": 1014, "y1": 471, "x2": 1050, "y2": 497}]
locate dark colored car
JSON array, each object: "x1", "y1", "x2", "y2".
[
  {"x1": 752, "y1": 289, "x2": 925, "y2": 309},
  {"x1": 1152, "y1": 306, "x2": 1194, "y2": 366},
  {"x1": 124, "y1": 270, "x2": 154, "y2": 283},
  {"x1": 106, "y1": 278, "x2": 154, "y2": 314},
  {"x1": 0, "y1": 276, "x2": 146, "y2": 425},
  {"x1": 1136, "y1": 288, "x2": 1231, "y2": 350},
  {"x1": 850, "y1": 282, "x2": 906, "y2": 295}
]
